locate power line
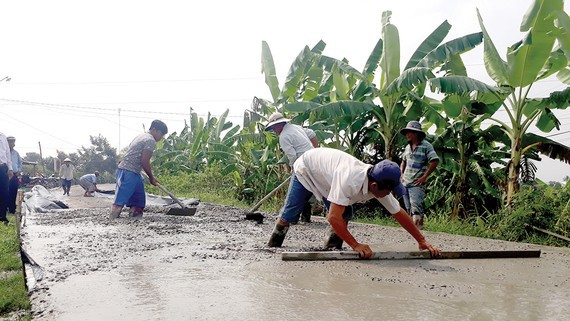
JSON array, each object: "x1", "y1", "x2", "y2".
[
  {"x1": 546, "y1": 130, "x2": 570, "y2": 138},
  {"x1": 0, "y1": 110, "x2": 81, "y2": 148},
  {"x1": 5, "y1": 76, "x2": 263, "y2": 86},
  {"x1": 0, "y1": 98, "x2": 247, "y2": 119}
]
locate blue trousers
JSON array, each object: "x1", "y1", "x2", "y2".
[
  {"x1": 114, "y1": 169, "x2": 146, "y2": 208},
  {"x1": 280, "y1": 173, "x2": 353, "y2": 223},
  {"x1": 403, "y1": 185, "x2": 426, "y2": 217},
  {"x1": 0, "y1": 165, "x2": 8, "y2": 220}
]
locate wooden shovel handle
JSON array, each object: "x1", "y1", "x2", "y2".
[{"x1": 156, "y1": 183, "x2": 186, "y2": 209}]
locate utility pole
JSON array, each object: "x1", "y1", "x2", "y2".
[{"x1": 38, "y1": 141, "x2": 45, "y2": 172}]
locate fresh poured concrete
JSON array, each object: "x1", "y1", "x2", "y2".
[{"x1": 20, "y1": 185, "x2": 570, "y2": 321}]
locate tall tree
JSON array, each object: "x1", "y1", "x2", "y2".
[{"x1": 77, "y1": 134, "x2": 118, "y2": 175}]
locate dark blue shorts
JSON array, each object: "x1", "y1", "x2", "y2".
[{"x1": 113, "y1": 169, "x2": 146, "y2": 208}]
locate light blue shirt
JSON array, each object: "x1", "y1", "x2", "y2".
[
  {"x1": 80, "y1": 173, "x2": 97, "y2": 184},
  {"x1": 10, "y1": 149, "x2": 23, "y2": 173}
]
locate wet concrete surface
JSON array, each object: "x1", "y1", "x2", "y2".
[{"x1": 20, "y1": 185, "x2": 570, "y2": 320}]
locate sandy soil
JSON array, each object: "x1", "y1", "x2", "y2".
[{"x1": 19, "y1": 184, "x2": 570, "y2": 321}]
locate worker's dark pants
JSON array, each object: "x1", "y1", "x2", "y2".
[
  {"x1": 8, "y1": 173, "x2": 19, "y2": 214},
  {"x1": 0, "y1": 165, "x2": 9, "y2": 221},
  {"x1": 62, "y1": 179, "x2": 72, "y2": 194}
]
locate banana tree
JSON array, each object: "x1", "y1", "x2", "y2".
[
  {"x1": 477, "y1": 0, "x2": 570, "y2": 204},
  {"x1": 369, "y1": 11, "x2": 487, "y2": 160},
  {"x1": 154, "y1": 109, "x2": 241, "y2": 174}
]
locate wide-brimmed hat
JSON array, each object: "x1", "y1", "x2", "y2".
[
  {"x1": 368, "y1": 160, "x2": 406, "y2": 196},
  {"x1": 63, "y1": 158, "x2": 71, "y2": 162},
  {"x1": 400, "y1": 121, "x2": 426, "y2": 139},
  {"x1": 6, "y1": 136, "x2": 15, "y2": 141},
  {"x1": 264, "y1": 112, "x2": 291, "y2": 131}
]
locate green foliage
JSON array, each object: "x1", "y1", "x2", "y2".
[
  {"x1": 75, "y1": 135, "x2": 118, "y2": 177},
  {"x1": 0, "y1": 224, "x2": 32, "y2": 317},
  {"x1": 147, "y1": 164, "x2": 234, "y2": 200},
  {"x1": 0, "y1": 225, "x2": 22, "y2": 270},
  {"x1": 0, "y1": 273, "x2": 31, "y2": 315},
  {"x1": 489, "y1": 184, "x2": 570, "y2": 245}
]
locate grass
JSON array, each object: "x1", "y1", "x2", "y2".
[{"x1": 0, "y1": 217, "x2": 32, "y2": 319}]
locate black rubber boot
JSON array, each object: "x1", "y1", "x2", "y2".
[
  {"x1": 324, "y1": 229, "x2": 344, "y2": 250},
  {"x1": 301, "y1": 203, "x2": 312, "y2": 223},
  {"x1": 268, "y1": 223, "x2": 289, "y2": 247}
]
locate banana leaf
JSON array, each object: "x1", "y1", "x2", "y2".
[
  {"x1": 405, "y1": 20, "x2": 451, "y2": 70},
  {"x1": 261, "y1": 41, "x2": 280, "y2": 102}
]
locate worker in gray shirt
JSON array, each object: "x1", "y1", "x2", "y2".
[{"x1": 265, "y1": 112, "x2": 319, "y2": 223}]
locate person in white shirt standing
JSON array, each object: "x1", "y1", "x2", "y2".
[
  {"x1": 6, "y1": 136, "x2": 22, "y2": 214},
  {"x1": 267, "y1": 148, "x2": 440, "y2": 259},
  {"x1": 265, "y1": 112, "x2": 319, "y2": 223},
  {"x1": 59, "y1": 158, "x2": 75, "y2": 196},
  {"x1": 0, "y1": 132, "x2": 13, "y2": 224}
]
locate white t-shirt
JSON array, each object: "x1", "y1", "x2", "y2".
[
  {"x1": 279, "y1": 123, "x2": 315, "y2": 166},
  {"x1": 294, "y1": 148, "x2": 401, "y2": 214}
]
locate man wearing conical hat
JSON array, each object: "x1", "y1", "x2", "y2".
[
  {"x1": 400, "y1": 121, "x2": 439, "y2": 230},
  {"x1": 59, "y1": 158, "x2": 75, "y2": 196},
  {"x1": 265, "y1": 112, "x2": 319, "y2": 224}
]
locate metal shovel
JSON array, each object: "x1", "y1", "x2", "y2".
[
  {"x1": 155, "y1": 183, "x2": 196, "y2": 216},
  {"x1": 142, "y1": 173, "x2": 196, "y2": 216}
]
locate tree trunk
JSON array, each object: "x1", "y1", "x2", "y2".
[
  {"x1": 506, "y1": 138, "x2": 522, "y2": 206},
  {"x1": 452, "y1": 121, "x2": 468, "y2": 219}
]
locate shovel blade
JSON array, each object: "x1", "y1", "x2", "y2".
[{"x1": 165, "y1": 207, "x2": 196, "y2": 216}]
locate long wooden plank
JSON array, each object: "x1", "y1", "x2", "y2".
[{"x1": 281, "y1": 250, "x2": 541, "y2": 261}]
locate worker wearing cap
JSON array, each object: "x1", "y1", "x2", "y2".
[
  {"x1": 0, "y1": 132, "x2": 13, "y2": 224},
  {"x1": 59, "y1": 158, "x2": 75, "y2": 196},
  {"x1": 400, "y1": 121, "x2": 439, "y2": 229},
  {"x1": 79, "y1": 171, "x2": 100, "y2": 197},
  {"x1": 265, "y1": 112, "x2": 318, "y2": 223},
  {"x1": 267, "y1": 147, "x2": 440, "y2": 259},
  {"x1": 6, "y1": 136, "x2": 22, "y2": 214}
]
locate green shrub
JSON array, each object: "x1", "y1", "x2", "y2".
[{"x1": 490, "y1": 184, "x2": 569, "y2": 244}]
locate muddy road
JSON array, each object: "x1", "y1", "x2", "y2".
[{"x1": 20, "y1": 185, "x2": 570, "y2": 321}]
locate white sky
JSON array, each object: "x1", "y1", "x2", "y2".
[{"x1": 1, "y1": 0, "x2": 569, "y2": 181}]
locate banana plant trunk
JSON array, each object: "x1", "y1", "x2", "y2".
[
  {"x1": 451, "y1": 120, "x2": 468, "y2": 219},
  {"x1": 382, "y1": 129, "x2": 398, "y2": 161},
  {"x1": 506, "y1": 137, "x2": 523, "y2": 206}
]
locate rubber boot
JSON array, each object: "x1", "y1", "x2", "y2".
[
  {"x1": 412, "y1": 214, "x2": 424, "y2": 230},
  {"x1": 267, "y1": 223, "x2": 289, "y2": 247},
  {"x1": 301, "y1": 203, "x2": 312, "y2": 223},
  {"x1": 324, "y1": 228, "x2": 344, "y2": 250}
]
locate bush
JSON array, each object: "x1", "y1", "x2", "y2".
[{"x1": 489, "y1": 184, "x2": 570, "y2": 244}]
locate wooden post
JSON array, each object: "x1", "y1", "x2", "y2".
[
  {"x1": 281, "y1": 250, "x2": 542, "y2": 261},
  {"x1": 38, "y1": 141, "x2": 45, "y2": 172}
]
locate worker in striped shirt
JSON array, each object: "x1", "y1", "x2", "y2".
[{"x1": 400, "y1": 121, "x2": 439, "y2": 230}]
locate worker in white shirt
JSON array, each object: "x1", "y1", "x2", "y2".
[
  {"x1": 267, "y1": 148, "x2": 440, "y2": 259},
  {"x1": 59, "y1": 158, "x2": 75, "y2": 196},
  {"x1": 265, "y1": 112, "x2": 319, "y2": 223},
  {"x1": 0, "y1": 132, "x2": 13, "y2": 224}
]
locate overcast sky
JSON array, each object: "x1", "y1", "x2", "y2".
[{"x1": 1, "y1": 0, "x2": 569, "y2": 181}]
